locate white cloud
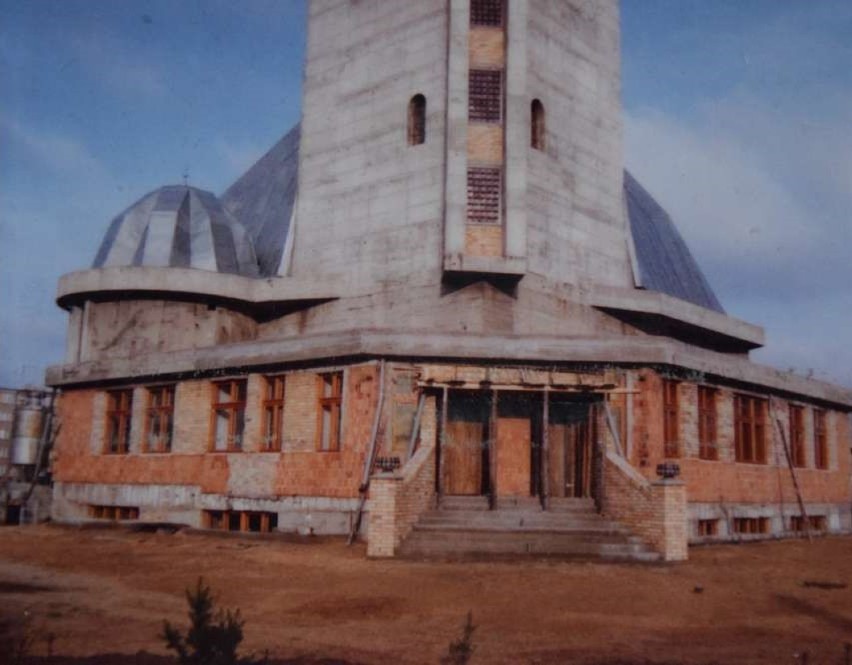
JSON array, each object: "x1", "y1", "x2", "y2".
[
  {"x1": 0, "y1": 114, "x2": 106, "y2": 178},
  {"x1": 70, "y1": 33, "x2": 167, "y2": 99}
]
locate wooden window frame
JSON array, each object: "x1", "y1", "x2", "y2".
[
  {"x1": 697, "y1": 386, "x2": 718, "y2": 460},
  {"x1": 316, "y1": 371, "x2": 343, "y2": 452},
  {"x1": 734, "y1": 394, "x2": 768, "y2": 464},
  {"x1": 813, "y1": 409, "x2": 828, "y2": 470},
  {"x1": 262, "y1": 375, "x2": 285, "y2": 452},
  {"x1": 210, "y1": 379, "x2": 247, "y2": 452},
  {"x1": 733, "y1": 517, "x2": 770, "y2": 535},
  {"x1": 662, "y1": 379, "x2": 680, "y2": 458},
  {"x1": 143, "y1": 384, "x2": 175, "y2": 453},
  {"x1": 407, "y1": 94, "x2": 426, "y2": 146},
  {"x1": 789, "y1": 404, "x2": 806, "y2": 468},
  {"x1": 104, "y1": 389, "x2": 133, "y2": 454},
  {"x1": 470, "y1": 0, "x2": 504, "y2": 27},
  {"x1": 531, "y1": 99, "x2": 545, "y2": 151},
  {"x1": 697, "y1": 519, "x2": 718, "y2": 537}
]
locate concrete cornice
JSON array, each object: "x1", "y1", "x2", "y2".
[
  {"x1": 56, "y1": 267, "x2": 342, "y2": 309},
  {"x1": 581, "y1": 284, "x2": 765, "y2": 349},
  {"x1": 46, "y1": 329, "x2": 852, "y2": 408}
]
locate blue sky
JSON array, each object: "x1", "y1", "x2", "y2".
[{"x1": 1, "y1": 1, "x2": 850, "y2": 388}]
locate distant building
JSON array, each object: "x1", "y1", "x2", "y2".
[
  {"x1": 0, "y1": 387, "x2": 54, "y2": 524},
  {"x1": 47, "y1": 0, "x2": 851, "y2": 560}
]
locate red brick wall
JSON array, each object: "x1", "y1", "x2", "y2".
[
  {"x1": 53, "y1": 363, "x2": 381, "y2": 500},
  {"x1": 630, "y1": 369, "x2": 851, "y2": 506}
]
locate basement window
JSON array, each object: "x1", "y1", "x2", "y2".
[
  {"x1": 407, "y1": 94, "x2": 426, "y2": 146},
  {"x1": 789, "y1": 404, "x2": 806, "y2": 467},
  {"x1": 89, "y1": 505, "x2": 139, "y2": 521},
  {"x1": 105, "y1": 389, "x2": 133, "y2": 454},
  {"x1": 814, "y1": 409, "x2": 828, "y2": 470},
  {"x1": 204, "y1": 510, "x2": 278, "y2": 534},
  {"x1": 697, "y1": 519, "x2": 718, "y2": 537},
  {"x1": 470, "y1": 0, "x2": 503, "y2": 27},
  {"x1": 144, "y1": 385, "x2": 174, "y2": 453},
  {"x1": 662, "y1": 380, "x2": 680, "y2": 458},
  {"x1": 734, "y1": 394, "x2": 767, "y2": 464},
  {"x1": 469, "y1": 69, "x2": 502, "y2": 123},
  {"x1": 790, "y1": 515, "x2": 827, "y2": 532},
  {"x1": 211, "y1": 379, "x2": 247, "y2": 452},
  {"x1": 317, "y1": 372, "x2": 343, "y2": 452},
  {"x1": 262, "y1": 376, "x2": 285, "y2": 452},
  {"x1": 531, "y1": 99, "x2": 545, "y2": 151},
  {"x1": 733, "y1": 517, "x2": 770, "y2": 535},
  {"x1": 697, "y1": 386, "x2": 718, "y2": 460}
]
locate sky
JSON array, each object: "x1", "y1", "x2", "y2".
[{"x1": 1, "y1": 0, "x2": 850, "y2": 389}]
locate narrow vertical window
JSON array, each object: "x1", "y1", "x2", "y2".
[
  {"x1": 470, "y1": 0, "x2": 503, "y2": 26},
  {"x1": 317, "y1": 372, "x2": 343, "y2": 452},
  {"x1": 105, "y1": 389, "x2": 133, "y2": 454},
  {"x1": 262, "y1": 376, "x2": 285, "y2": 451},
  {"x1": 211, "y1": 379, "x2": 246, "y2": 452},
  {"x1": 145, "y1": 385, "x2": 174, "y2": 453},
  {"x1": 814, "y1": 409, "x2": 828, "y2": 470},
  {"x1": 662, "y1": 380, "x2": 680, "y2": 458},
  {"x1": 531, "y1": 99, "x2": 545, "y2": 151},
  {"x1": 734, "y1": 394, "x2": 767, "y2": 463},
  {"x1": 697, "y1": 386, "x2": 717, "y2": 460},
  {"x1": 789, "y1": 404, "x2": 806, "y2": 467},
  {"x1": 407, "y1": 94, "x2": 426, "y2": 146}
]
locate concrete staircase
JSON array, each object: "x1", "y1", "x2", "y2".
[{"x1": 398, "y1": 496, "x2": 661, "y2": 562}]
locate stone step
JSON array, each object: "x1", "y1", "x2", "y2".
[
  {"x1": 413, "y1": 519, "x2": 633, "y2": 536},
  {"x1": 400, "y1": 529, "x2": 660, "y2": 561}
]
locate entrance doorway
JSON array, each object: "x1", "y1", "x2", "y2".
[
  {"x1": 441, "y1": 390, "x2": 491, "y2": 496},
  {"x1": 547, "y1": 397, "x2": 595, "y2": 499}
]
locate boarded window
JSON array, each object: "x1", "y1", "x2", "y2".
[
  {"x1": 697, "y1": 386, "x2": 717, "y2": 460},
  {"x1": 204, "y1": 510, "x2": 278, "y2": 533},
  {"x1": 407, "y1": 94, "x2": 426, "y2": 146},
  {"x1": 790, "y1": 514, "x2": 826, "y2": 532},
  {"x1": 89, "y1": 505, "x2": 139, "y2": 520},
  {"x1": 467, "y1": 167, "x2": 502, "y2": 224},
  {"x1": 317, "y1": 372, "x2": 343, "y2": 452},
  {"x1": 469, "y1": 69, "x2": 502, "y2": 123},
  {"x1": 662, "y1": 380, "x2": 679, "y2": 458},
  {"x1": 789, "y1": 404, "x2": 806, "y2": 467},
  {"x1": 144, "y1": 385, "x2": 174, "y2": 453},
  {"x1": 814, "y1": 409, "x2": 828, "y2": 469},
  {"x1": 262, "y1": 376, "x2": 285, "y2": 451},
  {"x1": 211, "y1": 379, "x2": 246, "y2": 452},
  {"x1": 471, "y1": 0, "x2": 503, "y2": 26},
  {"x1": 105, "y1": 389, "x2": 133, "y2": 454},
  {"x1": 531, "y1": 99, "x2": 545, "y2": 150},
  {"x1": 734, "y1": 394, "x2": 767, "y2": 464}
]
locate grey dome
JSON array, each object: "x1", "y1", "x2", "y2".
[{"x1": 93, "y1": 185, "x2": 259, "y2": 277}]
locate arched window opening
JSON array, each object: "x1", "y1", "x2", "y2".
[
  {"x1": 408, "y1": 94, "x2": 426, "y2": 146},
  {"x1": 531, "y1": 99, "x2": 545, "y2": 151}
]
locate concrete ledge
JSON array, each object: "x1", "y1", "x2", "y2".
[
  {"x1": 45, "y1": 329, "x2": 852, "y2": 408},
  {"x1": 56, "y1": 267, "x2": 342, "y2": 309},
  {"x1": 584, "y1": 284, "x2": 765, "y2": 349},
  {"x1": 443, "y1": 253, "x2": 527, "y2": 276}
]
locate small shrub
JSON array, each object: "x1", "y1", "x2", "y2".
[
  {"x1": 161, "y1": 577, "x2": 264, "y2": 665},
  {"x1": 440, "y1": 611, "x2": 476, "y2": 665}
]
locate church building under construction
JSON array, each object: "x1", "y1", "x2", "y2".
[{"x1": 47, "y1": 0, "x2": 852, "y2": 561}]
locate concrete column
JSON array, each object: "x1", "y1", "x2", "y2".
[
  {"x1": 651, "y1": 479, "x2": 688, "y2": 562},
  {"x1": 503, "y1": 0, "x2": 527, "y2": 263}
]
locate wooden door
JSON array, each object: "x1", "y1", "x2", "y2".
[
  {"x1": 442, "y1": 391, "x2": 489, "y2": 495},
  {"x1": 547, "y1": 401, "x2": 592, "y2": 498},
  {"x1": 495, "y1": 393, "x2": 533, "y2": 497}
]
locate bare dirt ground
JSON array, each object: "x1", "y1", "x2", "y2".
[{"x1": 1, "y1": 525, "x2": 851, "y2": 665}]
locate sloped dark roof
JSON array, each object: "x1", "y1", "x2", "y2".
[
  {"x1": 92, "y1": 185, "x2": 259, "y2": 277},
  {"x1": 222, "y1": 124, "x2": 300, "y2": 277},
  {"x1": 624, "y1": 170, "x2": 724, "y2": 313}
]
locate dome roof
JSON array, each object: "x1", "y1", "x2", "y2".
[{"x1": 92, "y1": 185, "x2": 259, "y2": 277}]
